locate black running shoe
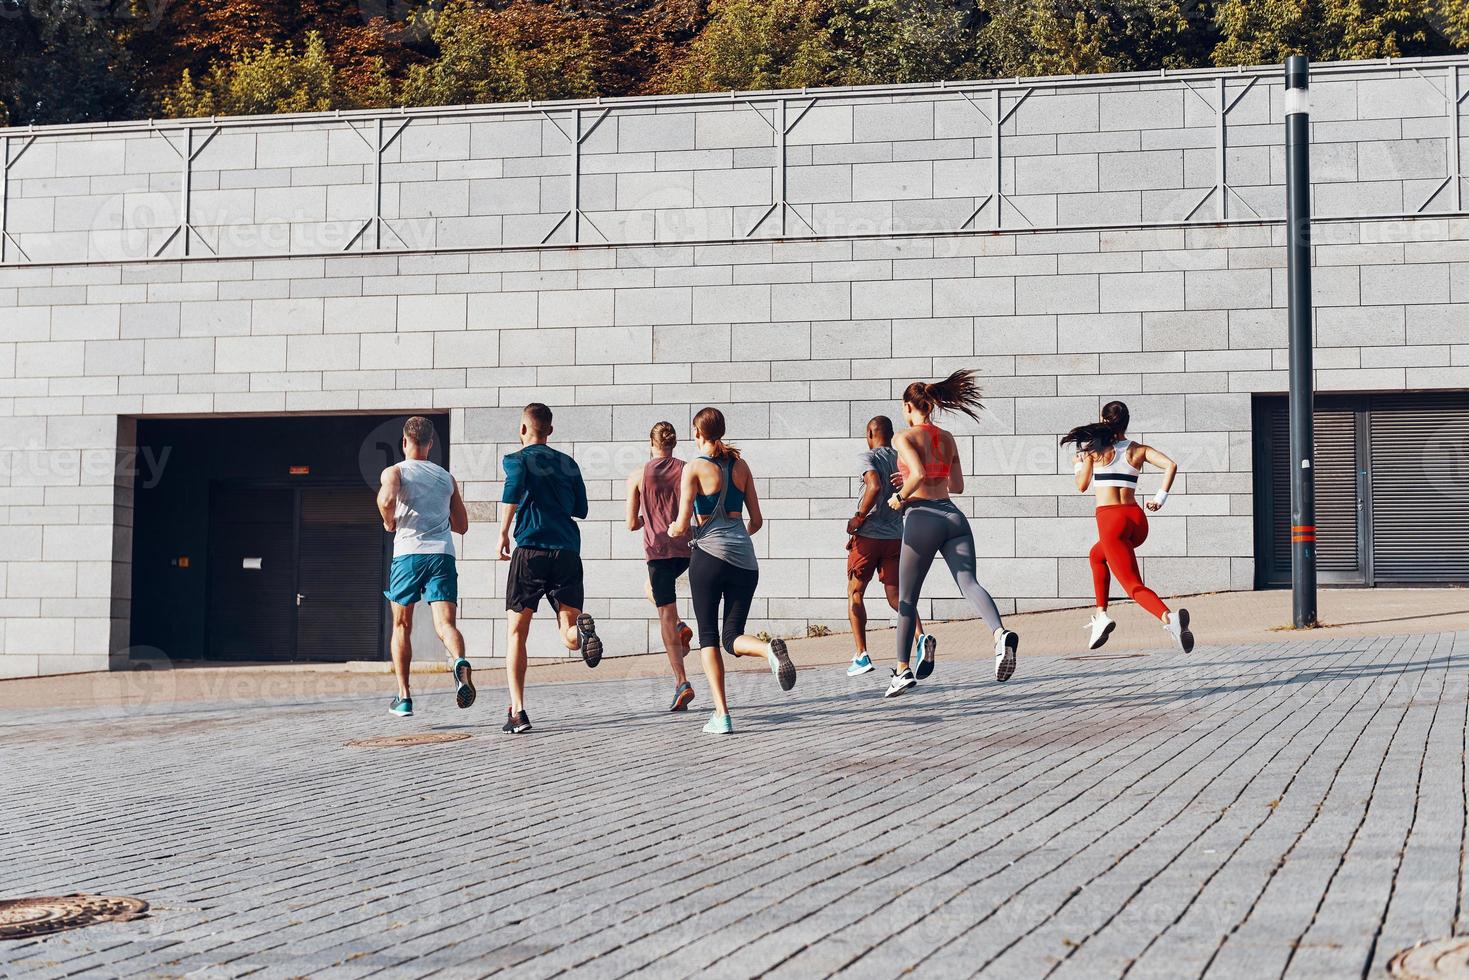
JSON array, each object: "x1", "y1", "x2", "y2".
[
  {"x1": 501, "y1": 707, "x2": 532, "y2": 734},
  {"x1": 452, "y1": 657, "x2": 476, "y2": 709},
  {"x1": 577, "y1": 613, "x2": 603, "y2": 668}
]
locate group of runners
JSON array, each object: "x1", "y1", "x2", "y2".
[{"x1": 375, "y1": 370, "x2": 1196, "y2": 735}]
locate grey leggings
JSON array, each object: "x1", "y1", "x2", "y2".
[{"x1": 896, "y1": 499, "x2": 1003, "y2": 663}]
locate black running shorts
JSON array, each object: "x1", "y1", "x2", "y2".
[
  {"x1": 646, "y1": 556, "x2": 690, "y2": 608},
  {"x1": 506, "y1": 547, "x2": 585, "y2": 613}
]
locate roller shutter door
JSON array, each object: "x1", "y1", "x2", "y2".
[
  {"x1": 1259, "y1": 404, "x2": 1363, "y2": 584},
  {"x1": 1368, "y1": 394, "x2": 1469, "y2": 584}
]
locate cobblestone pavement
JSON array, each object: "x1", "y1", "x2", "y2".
[{"x1": 3, "y1": 629, "x2": 1467, "y2": 978}]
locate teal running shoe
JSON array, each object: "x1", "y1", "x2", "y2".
[
  {"x1": 847, "y1": 653, "x2": 874, "y2": 677},
  {"x1": 702, "y1": 713, "x2": 734, "y2": 735},
  {"x1": 451, "y1": 657, "x2": 475, "y2": 709},
  {"x1": 389, "y1": 696, "x2": 413, "y2": 718},
  {"x1": 914, "y1": 634, "x2": 937, "y2": 680}
]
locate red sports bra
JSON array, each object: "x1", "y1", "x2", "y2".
[{"x1": 897, "y1": 424, "x2": 952, "y2": 481}]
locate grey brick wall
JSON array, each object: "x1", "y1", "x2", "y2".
[{"x1": 2, "y1": 58, "x2": 1468, "y2": 677}]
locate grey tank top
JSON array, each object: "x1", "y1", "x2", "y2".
[
  {"x1": 691, "y1": 457, "x2": 758, "y2": 571},
  {"x1": 393, "y1": 459, "x2": 456, "y2": 557}
]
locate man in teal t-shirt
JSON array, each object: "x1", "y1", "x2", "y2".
[{"x1": 497, "y1": 402, "x2": 603, "y2": 734}]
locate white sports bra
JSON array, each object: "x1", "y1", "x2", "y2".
[{"x1": 1092, "y1": 440, "x2": 1140, "y2": 488}]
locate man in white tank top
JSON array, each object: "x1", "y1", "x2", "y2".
[{"x1": 376, "y1": 416, "x2": 472, "y2": 718}]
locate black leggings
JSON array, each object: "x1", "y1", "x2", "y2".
[{"x1": 689, "y1": 549, "x2": 759, "y2": 655}]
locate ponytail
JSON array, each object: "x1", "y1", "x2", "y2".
[
  {"x1": 901, "y1": 369, "x2": 983, "y2": 422},
  {"x1": 692, "y1": 406, "x2": 742, "y2": 460},
  {"x1": 1062, "y1": 400, "x2": 1131, "y2": 455}
]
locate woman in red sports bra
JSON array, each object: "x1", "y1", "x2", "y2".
[{"x1": 883, "y1": 369, "x2": 1019, "y2": 699}]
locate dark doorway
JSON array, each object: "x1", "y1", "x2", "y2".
[
  {"x1": 1253, "y1": 392, "x2": 1469, "y2": 587},
  {"x1": 132, "y1": 413, "x2": 450, "y2": 663}
]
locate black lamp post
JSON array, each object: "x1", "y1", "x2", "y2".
[{"x1": 1285, "y1": 55, "x2": 1318, "y2": 629}]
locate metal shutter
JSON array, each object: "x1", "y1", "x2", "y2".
[
  {"x1": 1263, "y1": 403, "x2": 1362, "y2": 583},
  {"x1": 296, "y1": 488, "x2": 389, "y2": 662},
  {"x1": 1369, "y1": 394, "x2": 1469, "y2": 584}
]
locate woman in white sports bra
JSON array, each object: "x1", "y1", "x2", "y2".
[{"x1": 1063, "y1": 400, "x2": 1194, "y2": 653}]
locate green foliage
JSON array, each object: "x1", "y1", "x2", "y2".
[
  {"x1": 0, "y1": 0, "x2": 139, "y2": 126},
  {"x1": 831, "y1": 0, "x2": 977, "y2": 86},
  {"x1": 399, "y1": 0, "x2": 606, "y2": 105},
  {"x1": 658, "y1": 0, "x2": 841, "y2": 93},
  {"x1": 1212, "y1": 0, "x2": 1452, "y2": 65},
  {"x1": 160, "y1": 32, "x2": 383, "y2": 117},
  {"x1": 975, "y1": 0, "x2": 1206, "y2": 78}
]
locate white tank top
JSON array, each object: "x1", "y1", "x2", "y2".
[
  {"x1": 1092, "y1": 440, "x2": 1141, "y2": 489},
  {"x1": 393, "y1": 459, "x2": 456, "y2": 557}
]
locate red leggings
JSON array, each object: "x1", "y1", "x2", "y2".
[{"x1": 1090, "y1": 504, "x2": 1169, "y2": 620}]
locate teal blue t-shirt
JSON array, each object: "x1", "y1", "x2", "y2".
[{"x1": 501, "y1": 444, "x2": 587, "y2": 552}]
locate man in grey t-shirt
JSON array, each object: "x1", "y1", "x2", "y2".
[{"x1": 844, "y1": 416, "x2": 924, "y2": 676}]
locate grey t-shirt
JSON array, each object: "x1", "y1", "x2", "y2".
[
  {"x1": 392, "y1": 459, "x2": 456, "y2": 558},
  {"x1": 856, "y1": 446, "x2": 903, "y2": 540}
]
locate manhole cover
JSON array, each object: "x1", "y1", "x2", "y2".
[
  {"x1": 1063, "y1": 653, "x2": 1148, "y2": 662},
  {"x1": 347, "y1": 732, "x2": 472, "y2": 748},
  {"x1": 0, "y1": 895, "x2": 149, "y2": 940},
  {"x1": 1390, "y1": 937, "x2": 1469, "y2": 979}
]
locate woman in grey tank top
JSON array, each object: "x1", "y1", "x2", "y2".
[{"x1": 668, "y1": 407, "x2": 797, "y2": 735}]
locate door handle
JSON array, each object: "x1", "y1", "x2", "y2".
[{"x1": 296, "y1": 593, "x2": 305, "y2": 607}]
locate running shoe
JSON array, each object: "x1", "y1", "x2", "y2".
[
  {"x1": 913, "y1": 633, "x2": 937, "y2": 680},
  {"x1": 994, "y1": 630, "x2": 1019, "y2": 682},
  {"x1": 1164, "y1": 608, "x2": 1194, "y2": 653},
  {"x1": 501, "y1": 707, "x2": 532, "y2": 734},
  {"x1": 768, "y1": 638, "x2": 796, "y2": 691},
  {"x1": 389, "y1": 696, "x2": 413, "y2": 718},
  {"x1": 676, "y1": 621, "x2": 694, "y2": 649},
  {"x1": 884, "y1": 668, "x2": 917, "y2": 698},
  {"x1": 703, "y1": 713, "x2": 734, "y2": 735},
  {"x1": 451, "y1": 657, "x2": 476, "y2": 709},
  {"x1": 576, "y1": 613, "x2": 603, "y2": 668},
  {"x1": 670, "y1": 681, "x2": 695, "y2": 712},
  {"x1": 1086, "y1": 612, "x2": 1116, "y2": 651},
  {"x1": 847, "y1": 653, "x2": 875, "y2": 676}
]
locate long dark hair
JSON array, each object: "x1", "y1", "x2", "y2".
[
  {"x1": 902, "y1": 370, "x2": 983, "y2": 422},
  {"x1": 1062, "y1": 400, "x2": 1130, "y2": 455},
  {"x1": 692, "y1": 406, "x2": 741, "y2": 460}
]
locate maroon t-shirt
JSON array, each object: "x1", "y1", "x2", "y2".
[{"x1": 641, "y1": 456, "x2": 691, "y2": 560}]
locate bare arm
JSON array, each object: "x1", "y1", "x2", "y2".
[
  {"x1": 666, "y1": 462, "x2": 699, "y2": 539},
  {"x1": 1073, "y1": 451, "x2": 1094, "y2": 492},
  {"x1": 890, "y1": 432, "x2": 925, "y2": 509},
  {"x1": 448, "y1": 478, "x2": 469, "y2": 535},
  {"x1": 946, "y1": 434, "x2": 964, "y2": 495},
  {"x1": 847, "y1": 470, "x2": 883, "y2": 535},
  {"x1": 497, "y1": 503, "x2": 517, "y2": 559},
  {"x1": 377, "y1": 466, "x2": 400, "y2": 532},
  {"x1": 1141, "y1": 443, "x2": 1178, "y2": 511},
  {"x1": 740, "y1": 459, "x2": 763, "y2": 537},
  {"x1": 625, "y1": 470, "x2": 644, "y2": 532}
]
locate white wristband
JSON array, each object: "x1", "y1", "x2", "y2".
[{"x1": 1152, "y1": 489, "x2": 1169, "y2": 508}]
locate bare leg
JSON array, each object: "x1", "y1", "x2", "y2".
[
  {"x1": 390, "y1": 602, "x2": 414, "y2": 700},
  {"x1": 729, "y1": 635, "x2": 769, "y2": 657},
  {"x1": 848, "y1": 576, "x2": 869, "y2": 655},
  {"x1": 505, "y1": 608, "x2": 533, "y2": 713},
  {"x1": 658, "y1": 603, "x2": 689, "y2": 685},
  {"x1": 430, "y1": 601, "x2": 466, "y2": 660},
  {"x1": 557, "y1": 604, "x2": 582, "y2": 651},
  {"x1": 702, "y1": 646, "x2": 726, "y2": 714}
]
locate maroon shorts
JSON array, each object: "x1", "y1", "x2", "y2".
[{"x1": 847, "y1": 535, "x2": 901, "y2": 587}]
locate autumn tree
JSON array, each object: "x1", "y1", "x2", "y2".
[
  {"x1": 160, "y1": 31, "x2": 388, "y2": 117},
  {"x1": 657, "y1": 0, "x2": 841, "y2": 93}
]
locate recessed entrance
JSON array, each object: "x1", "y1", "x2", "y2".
[{"x1": 130, "y1": 414, "x2": 450, "y2": 663}]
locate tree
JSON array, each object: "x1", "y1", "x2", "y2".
[
  {"x1": 975, "y1": 1, "x2": 1206, "y2": 78},
  {"x1": 1212, "y1": 0, "x2": 1450, "y2": 65},
  {"x1": 0, "y1": 0, "x2": 139, "y2": 125},
  {"x1": 832, "y1": 0, "x2": 978, "y2": 86},
  {"x1": 657, "y1": 0, "x2": 841, "y2": 93},
  {"x1": 160, "y1": 31, "x2": 387, "y2": 117},
  {"x1": 399, "y1": 0, "x2": 608, "y2": 106}
]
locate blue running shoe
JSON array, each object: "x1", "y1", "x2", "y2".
[
  {"x1": 847, "y1": 653, "x2": 874, "y2": 677},
  {"x1": 389, "y1": 696, "x2": 413, "y2": 718},
  {"x1": 452, "y1": 657, "x2": 475, "y2": 709},
  {"x1": 702, "y1": 713, "x2": 734, "y2": 735},
  {"x1": 913, "y1": 634, "x2": 937, "y2": 680}
]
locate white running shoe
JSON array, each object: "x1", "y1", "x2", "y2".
[
  {"x1": 994, "y1": 630, "x2": 1019, "y2": 682},
  {"x1": 1164, "y1": 608, "x2": 1194, "y2": 653},
  {"x1": 884, "y1": 667, "x2": 917, "y2": 698},
  {"x1": 1086, "y1": 611, "x2": 1115, "y2": 651}
]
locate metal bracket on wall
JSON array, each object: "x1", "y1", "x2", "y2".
[
  {"x1": 1411, "y1": 66, "x2": 1466, "y2": 213},
  {"x1": 542, "y1": 107, "x2": 612, "y2": 245},
  {"x1": 343, "y1": 117, "x2": 413, "y2": 251},
  {"x1": 0, "y1": 134, "x2": 38, "y2": 263},
  {"x1": 155, "y1": 125, "x2": 222, "y2": 257},
  {"x1": 744, "y1": 98, "x2": 818, "y2": 239},
  {"x1": 1181, "y1": 76, "x2": 1263, "y2": 222},
  {"x1": 955, "y1": 87, "x2": 1033, "y2": 231}
]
